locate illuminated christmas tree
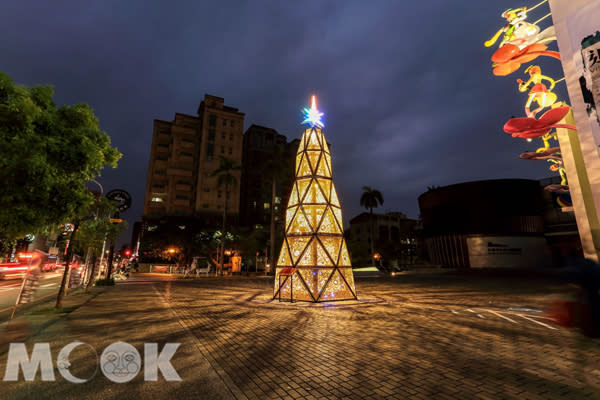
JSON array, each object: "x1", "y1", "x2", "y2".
[{"x1": 273, "y1": 96, "x2": 357, "y2": 302}]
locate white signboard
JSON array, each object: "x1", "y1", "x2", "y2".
[{"x1": 466, "y1": 236, "x2": 551, "y2": 268}]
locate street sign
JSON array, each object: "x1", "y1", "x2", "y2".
[{"x1": 106, "y1": 189, "x2": 132, "y2": 213}]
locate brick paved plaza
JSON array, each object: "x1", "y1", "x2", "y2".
[
  {"x1": 158, "y1": 272, "x2": 600, "y2": 400},
  {"x1": 1, "y1": 271, "x2": 599, "y2": 399}
]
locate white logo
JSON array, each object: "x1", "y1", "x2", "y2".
[
  {"x1": 57, "y1": 341, "x2": 98, "y2": 383},
  {"x1": 3, "y1": 341, "x2": 181, "y2": 383},
  {"x1": 100, "y1": 342, "x2": 141, "y2": 383}
]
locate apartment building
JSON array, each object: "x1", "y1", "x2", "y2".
[{"x1": 143, "y1": 94, "x2": 245, "y2": 226}]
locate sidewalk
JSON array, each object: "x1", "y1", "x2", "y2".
[{"x1": 0, "y1": 283, "x2": 236, "y2": 400}]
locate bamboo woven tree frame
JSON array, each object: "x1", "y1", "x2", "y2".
[{"x1": 273, "y1": 126, "x2": 357, "y2": 302}]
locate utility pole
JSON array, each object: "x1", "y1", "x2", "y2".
[{"x1": 269, "y1": 178, "x2": 276, "y2": 276}]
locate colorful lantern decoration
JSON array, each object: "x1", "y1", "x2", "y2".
[
  {"x1": 485, "y1": 6, "x2": 556, "y2": 50},
  {"x1": 485, "y1": 2, "x2": 560, "y2": 76},
  {"x1": 485, "y1": 1, "x2": 577, "y2": 205},
  {"x1": 491, "y1": 43, "x2": 560, "y2": 76},
  {"x1": 517, "y1": 65, "x2": 558, "y2": 117},
  {"x1": 504, "y1": 105, "x2": 575, "y2": 138},
  {"x1": 519, "y1": 146, "x2": 561, "y2": 161},
  {"x1": 273, "y1": 96, "x2": 357, "y2": 302}
]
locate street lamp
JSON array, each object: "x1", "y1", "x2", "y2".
[
  {"x1": 373, "y1": 253, "x2": 381, "y2": 269},
  {"x1": 89, "y1": 179, "x2": 104, "y2": 196}
]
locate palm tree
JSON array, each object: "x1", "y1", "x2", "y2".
[
  {"x1": 213, "y1": 156, "x2": 241, "y2": 276},
  {"x1": 359, "y1": 186, "x2": 384, "y2": 263}
]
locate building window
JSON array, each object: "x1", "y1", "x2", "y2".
[
  {"x1": 218, "y1": 191, "x2": 222, "y2": 198},
  {"x1": 230, "y1": 120, "x2": 234, "y2": 127},
  {"x1": 275, "y1": 196, "x2": 281, "y2": 204},
  {"x1": 264, "y1": 203, "x2": 270, "y2": 210},
  {"x1": 209, "y1": 114, "x2": 216, "y2": 127},
  {"x1": 157, "y1": 144, "x2": 169, "y2": 148},
  {"x1": 220, "y1": 146, "x2": 224, "y2": 154},
  {"x1": 156, "y1": 156, "x2": 167, "y2": 161},
  {"x1": 204, "y1": 187, "x2": 210, "y2": 192},
  {"x1": 221, "y1": 132, "x2": 225, "y2": 139},
  {"x1": 180, "y1": 151, "x2": 193, "y2": 157},
  {"x1": 151, "y1": 197, "x2": 163, "y2": 203},
  {"x1": 229, "y1": 133, "x2": 233, "y2": 141},
  {"x1": 155, "y1": 170, "x2": 166, "y2": 175},
  {"x1": 223, "y1": 119, "x2": 227, "y2": 126},
  {"x1": 208, "y1": 129, "x2": 215, "y2": 141},
  {"x1": 182, "y1": 139, "x2": 194, "y2": 144},
  {"x1": 207, "y1": 143, "x2": 214, "y2": 157},
  {"x1": 175, "y1": 195, "x2": 189, "y2": 200},
  {"x1": 203, "y1": 204, "x2": 209, "y2": 208},
  {"x1": 228, "y1": 147, "x2": 232, "y2": 155},
  {"x1": 152, "y1": 184, "x2": 165, "y2": 189}
]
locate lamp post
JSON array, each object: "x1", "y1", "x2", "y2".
[
  {"x1": 373, "y1": 252, "x2": 381, "y2": 270},
  {"x1": 167, "y1": 248, "x2": 177, "y2": 274}
]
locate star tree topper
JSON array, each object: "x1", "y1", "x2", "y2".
[{"x1": 302, "y1": 95, "x2": 324, "y2": 128}]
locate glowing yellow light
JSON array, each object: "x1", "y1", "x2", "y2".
[{"x1": 274, "y1": 98, "x2": 356, "y2": 302}]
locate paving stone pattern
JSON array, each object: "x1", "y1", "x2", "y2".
[{"x1": 157, "y1": 276, "x2": 600, "y2": 400}]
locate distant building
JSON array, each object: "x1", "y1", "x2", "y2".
[
  {"x1": 142, "y1": 94, "x2": 245, "y2": 226},
  {"x1": 239, "y1": 124, "x2": 296, "y2": 228},
  {"x1": 417, "y1": 178, "x2": 581, "y2": 268},
  {"x1": 346, "y1": 211, "x2": 418, "y2": 267}
]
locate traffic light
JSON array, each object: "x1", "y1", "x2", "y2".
[{"x1": 124, "y1": 249, "x2": 132, "y2": 257}]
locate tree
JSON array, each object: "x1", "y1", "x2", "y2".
[
  {"x1": 71, "y1": 197, "x2": 127, "y2": 289},
  {"x1": 0, "y1": 72, "x2": 121, "y2": 308},
  {"x1": 0, "y1": 72, "x2": 121, "y2": 243},
  {"x1": 212, "y1": 156, "x2": 240, "y2": 276},
  {"x1": 359, "y1": 186, "x2": 384, "y2": 262},
  {"x1": 230, "y1": 226, "x2": 267, "y2": 272}
]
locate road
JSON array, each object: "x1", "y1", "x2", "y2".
[{"x1": 0, "y1": 271, "x2": 64, "y2": 316}]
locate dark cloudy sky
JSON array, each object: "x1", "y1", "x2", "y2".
[{"x1": 1, "y1": 0, "x2": 567, "y2": 246}]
